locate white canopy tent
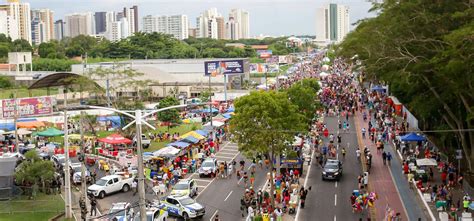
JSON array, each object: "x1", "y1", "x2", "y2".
[
  {"x1": 319, "y1": 72, "x2": 329, "y2": 77},
  {"x1": 3, "y1": 128, "x2": 32, "y2": 135},
  {"x1": 153, "y1": 146, "x2": 181, "y2": 157},
  {"x1": 277, "y1": 75, "x2": 289, "y2": 80},
  {"x1": 416, "y1": 158, "x2": 437, "y2": 166},
  {"x1": 204, "y1": 121, "x2": 225, "y2": 127}
]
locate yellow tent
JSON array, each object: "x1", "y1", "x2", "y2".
[{"x1": 179, "y1": 131, "x2": 205, "y2": 140}]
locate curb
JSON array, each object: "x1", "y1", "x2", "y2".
[{"x1": 412, "y1": 180, "x2": 436, "y2": 220}]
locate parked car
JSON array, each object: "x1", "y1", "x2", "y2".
[
  {"x1": 159, "y1": 195, "x2": 205, "y2": 220},
  {"x1": 87, "y1": 174, "x2": 134, "y2": 199},
  {"x1": 72, "y1": 170, "x2": 91, "y2": 185},
  {"x1": 132, "y1": 201, "x2": 168, "y2": 221},
  {"x1": 198, "y1": 158, "x2": 217, "y2": 178},
  {"x1": 171, "y1": 179, "x2": 198, "y2": 198},
  {"x1": 51, "y1": 154, "x2": 69, "y2": 170},
  {"x1": 322, "y1": 159, "x2": 343, "y2": 181},
  {"x1": 107, "y1": 202, "x2": 134, "y2": 221}
]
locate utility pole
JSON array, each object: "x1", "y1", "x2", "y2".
[
  {"x1": 79, "y1": 111, "x2": 88, "y2": 211},
  {"x1": 208, "y1": 74, "x2": 213, "y2": 127},
  {"x1": 63, "y1": 86, "x2": 72, "y2": 218},
  {"x1": 135, "y1": 110, "x2": 147, "y2": 221},
  {"x1": 13, "y1": 90, "x2": 18, "y2": 153}
]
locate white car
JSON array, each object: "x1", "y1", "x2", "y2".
[
  {"x1": 171, "y1": 179, "x2": 198, "y2": 198},
  {"x1": 51, "y1": 154, "x2": 67, "y2": 169},
  {"x1": 107, "y1": 202, "x2": 134, "y2": 221},
  {"x1": 159, "y1": 195, "x2": 205, "y2": 220},
  {"x1": 72, "y1": 171, "x2": 91, "y2": 185},
  {"x1": 133, "y1": 203, "x2": 168, "y2": 221},
  {"x1": 198, "y1": 158, "x2": 217, "y2": 178},
  {"x1": 87, "y1": 174, "x2": 134, "y2": 199}
]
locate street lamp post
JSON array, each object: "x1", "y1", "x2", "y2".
[{"x1": 63, "y1": 87, "x2": 72, "y2": 218}]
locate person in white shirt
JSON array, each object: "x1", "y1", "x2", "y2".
[{"x1": 246, "y1": 206, "x2": 254, "y2": 221}]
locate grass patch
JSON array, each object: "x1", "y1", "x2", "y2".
[
  {"x1": 0, "y1": 88, "x2": 58, "y2": 99},
  {"x1": 0, "y1": 193, "x2": 64, "y2": 221},
  {"x1": 144, "y1": 122, "x2": 202, "y2": 152}
]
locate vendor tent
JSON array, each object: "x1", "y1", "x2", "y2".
[
  {"x1": 416, "y1": 158, "x2": 437, "y2": 166},
  {"x1": 17, "y1": 121, "x2": 45, "y2": 129},
  {"x1": 181, "y1": 136, "x2": 200, "y2": 144},
  {"x1": 168, "y1": 141, "x2": 191, "y2": 149},
  {"x1": 319, "y1": 72, "x2": 329, "y2": 77},
  {"x1": 400, "y1": 133, "x2": 426, "y2": 142},
  {"x1": 98, "y1": 134, "x2": 132, "y2": 144},
  {"x1": 153, "y1": 146, "x2": 180, "y2": 157},
  {"x1": 222, "y1": 113, "x2": 232, "y2": 119},
  {"x1": 97, "y1": 116, "x2": 122, "y2": 128},
  {"x1": 195, "y1": 130, "x2": 208, "y2": 137},
  {"x1": 371, "y1": 85, "x2": 387, "y2": 93},
  {"x1": 277, "y1": 75, "x2": 289, "y2": 80},
  {"x1": 204, "y1": 121, "x2": 225, "y2": 127},
  {"x1": 179, "y1": 131, "x2": 205, "y2": 140},
  {"x1": 68, "y1": 134, "x2": 94, "y2": 140},
  {"x1": 36, "y1": 128, "x2": 64, "y2": 137},
  {"x1": 0, "y1": 123, "x2": 14, "y2": 131},
  {"x1": 2, "y1": 128, "x2": 32, "y2": 135}
]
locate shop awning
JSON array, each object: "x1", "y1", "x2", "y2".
[
  {"x1": 68, "y1": 134, "x2": 94, "y2": 140},
  {"x1": 168, "y1": 141, "x2": 191, "y2": 149},
  {"x1": 153, "y1": 146, "x2": 180, "y2": 157},
  {"x1": 400, "y1": 132, "x2": 426, "y2": 142},
  {"x1": 416, "y1": 158, "x2": 437, "y2": 166},
  {"x1": 181, "y1": 136, "x2": 200, "y2": 144},
  {"x1": 204, "y1": 121, "x2": 225, "y2": 127},
  {"x1": 98, "y1": 134, "x2": 132, "y2": 144},
  {"x1": 17, "y1": 121, "x2": 45, "y2": 129},
  {"x1": 179, "y1": 131, "x2": 205, "y2": 140},
  {"x1": 195, "y1": 130, "x2": 208, "y2": 137}
]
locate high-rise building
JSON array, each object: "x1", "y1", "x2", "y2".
[
  {"x1": 316, "y1": 3, "x2": 349, "y2": 43},
  {"x1": 123, "y1": 5, "x2": 138, "y2": 35},
  {"x1": 54, "y1": 19, "x2": 64, "y2": 40},
  {"x1": 0, "y1": 10, "x2": 19, "y2": 40},
  {"x1": 228, "y1": 9, "x2": 249, "y2": 39},
  {"x1": 94, "y1": 12, "x2": 107, "y2": 34},
  {"x1": 0, "y1": 0, "x2": 32, "y2": 43},
  {"x1": 188, "y1": 27, "x2": 197, "y2": 38},
  {"x1": 31, "y1": 9, "x2": 54, "y2": 45},
  {"x1": 196, "y1": 8, "x2": 224, "y2": 39},
  {"x1": 142, "y1": 14, "x2": 189, "y2": 40},
  {"x1": 64, "y1": 12, "x2": 95, "y2": 37},
  {"x1": 225, "y1": 17, "x2": 240, "y2": 40},
  {"x1": 106, "y1": 17, "x2": 129, "y2": 41}
]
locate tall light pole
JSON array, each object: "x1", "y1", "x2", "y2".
[{"x1": 63, "y1": 87, "x2": 72, "y2": 218}]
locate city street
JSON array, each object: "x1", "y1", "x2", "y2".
[{"x1": 298, "y1": 115, "x2": 368, "y2": 221}]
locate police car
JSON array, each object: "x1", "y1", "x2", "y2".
[
  {"x1": 170, "y1": 179, "x2": 198, "y2": 198},
  {"x1": 159, "y1": 195, "x2": 205, "y2": 220}
]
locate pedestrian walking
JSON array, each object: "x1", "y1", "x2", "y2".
[
  {"x1": 382, "y1": 151, "x2": 387, "y2": 165},
  {"x1": 90, "y1": 195, "x2": 97, "y2": 216},
  {"x1": 132, "y1": 179, "x2": 138, "y2": 196},
  {"x1": 356, "y1": 149, "x2": 361, "y2": 162},
  {"x1": 387, "y1": 152, "x2": 392, "y2": 166}
]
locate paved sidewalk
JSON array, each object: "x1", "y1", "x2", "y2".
[{"x1": 354, "y1": 112, "x2": 409, "y2": 220}]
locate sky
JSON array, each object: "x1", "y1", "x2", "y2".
[{"x1": 24, "y1": 0, "x2": 377, "y2": 36}]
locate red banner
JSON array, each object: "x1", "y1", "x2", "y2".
[{"x1": 2, "y1": 96, "x2": 54, "y2": 119}]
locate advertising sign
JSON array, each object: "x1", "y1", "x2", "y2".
[
  {"x1": 250, "y1": 63, "x2": 267, "y2": 74},
  {"x1": 204, "y1": 60, "x2": 244, "y2": 76},
  {"x1": 257, "y1": 50, "x2": 273, "y2": 59},
  {"x1": 2, "y1": 96, "x2": 54, "y2": 119}
]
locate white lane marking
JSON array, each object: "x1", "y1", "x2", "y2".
[
  {"x1": 193, "y1": 179, "x2": 212, "y2": 183},
  {"x1": 209, "y1": 210, "x2": 219, "y2": 221},
  {"x1": 224, "y1": 191, "x2": 233, "y2": 201},
  {"x1": 221, "y1": 148, "x2": 239, "y2": 152},
  {"x1": 215, "y1": 155, "x2": 235, "y2": 159},
  {"x1": 295, "y1": 147, "x2": 316, "y2": 221},
  {"x1": 216, "y1": 152, "x2": 237, "y2": 156},
  {"x1": 334, "y1": 215, "x2": 337, "y2": 221},
  {"x1": 334, "y1": 194, "x2": 337, "y2": 206},
  {"x1": 196, "y1": 185, "x2": 208, "y2": 188},
  {"x1": 335, "y1": 181, "x2": 338, "y2": 188}
]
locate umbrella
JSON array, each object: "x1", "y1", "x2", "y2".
[
  {"x1": 143, "y1": 152, "x2": 154, "y2": 156},
  {"x1": 97, "y1": 134, "x2": 132, "y2": 144},
  {"x1": 416, "y1": 158, "x2": 437, "y2": 166},
  {"x1": 400, "y1": 133, "x2": 426, "y2": 142},
  {"x1": 36, "y1": 128, "x2": 64, "y2": 137}
]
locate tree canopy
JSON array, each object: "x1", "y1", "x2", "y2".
[
  {"x1": 14, "y1": 151, "x2": 55, "y2": 194},
  {"x1": 337, "y1": 0, "x2": 473, "y2": 173},
  {"x1": 157, "y1": 96, "x2": 181, "y2": 129}
]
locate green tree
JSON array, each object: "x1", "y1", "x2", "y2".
[
  {"x1": 14, "y1": 151, "x2": 55, "y2": 196},
  {"x1": 230, "y1": 91, "x2": 305, "y2": 207},
  {"x1": 0, "y1": 76, "x2": 12, "y2": 88},
  {"x1": 157, "y1": 96, "x2": 181, "y2": 131},
  {"x1": 11, "y1": 39, "x2": 32, "y2": 52},
  {"x1": 286, "y1": 83, "x2": 318, "y2": 122}
]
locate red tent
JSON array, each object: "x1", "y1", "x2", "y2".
[{"x1": 98, "y1": 134, "x2": 132, "y2": 145}]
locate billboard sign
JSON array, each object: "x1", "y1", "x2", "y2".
[
  {"x1": 257, "y1": 50, "x2": 273, "y2": 58},
  {"x1": 2, "y1": 96, "x2": 55, "y2": 119},
  {"x1": 204, "y1": 60, "x2": 245, "y2": 76},
  {"x1": 250, "y1": 63, "x2": 267, "y2": 74}
]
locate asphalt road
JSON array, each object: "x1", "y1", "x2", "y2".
[{"x1": 298, "y1": 115, "x2": 368, "y2": 221}]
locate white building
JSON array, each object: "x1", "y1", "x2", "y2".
[
  {"x1": 64, "y1": 12, "x2": 95, "y2": 37},
  {"x1": 0, "y1": 10, "x2": 19, "y2": 40},
  {"x1": 106, "y1": 17, "x2": 129, "y2": 41},
  {"x1": 31, "y1": 9, "x2": 54, "y2": 45},
  {"x1": 0, "y1": 0, "x2": 31, "y2": 43},
  {"x1": 143, "y1": 15, "x2": 188, "y2": 40},
  {"x1": 316, "y1": 3, "x2": 349, "y2": 44},
  {"x1": 54, "y1": 19, "x2": 64, "y2": 40},
  {"x1": 123, "y1": 6, "x2": 138, "y2": 36},
  {"x1": 197, "y1": 8, "x2": 222, "y2": 39},
  {"x1": 225, "y1": 17, "x2": 240, "y2": 40},
  {"x1": 228, "y1": 9, "x2": 249, "y2": 39}
]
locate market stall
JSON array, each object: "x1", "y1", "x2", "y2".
[{"x1": 97, "y1": 133, "x2": 132, "y2": 157}]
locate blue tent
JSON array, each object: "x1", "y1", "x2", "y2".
[
  {"x1": 143, "y1": 152, "x2": 154, "y2": 156},
  {"x1": 195, "y1": 130, "x2": 208, "y2": 137},
  {"x1": 371, "y1": 85, "x2": 387, "y2": 93},
  {"x1": 201, "y1": 108, "x2": 218, "y2": 113},
  {"x1": 400, "y1": 133, "x2": 426, "y2": 142},
  {"x1": 97, "y1": 116, "x2": 122, "y2": 128},
  {"x1": 0, "y1": 123, "x2": 15, "y2": 131},
  {"x1": 168, "y1": 141, "x2": 191, "y2": 149},
  {"x1": 181, "y1": 136, "x2": 200, "y2": 144},
  {"x1": 222, "y1": 113, "x2": 232, "y2": 119},
  {"x1": 226, "y1": 107, "x2": 235, "y2": 112}
]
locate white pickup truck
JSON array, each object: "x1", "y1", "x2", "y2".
[{"x1": 87, "y1": 174, "x2": 134, "y2": 199}]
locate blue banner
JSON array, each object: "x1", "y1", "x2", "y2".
[{"x1": 204, "y1": 60, "x2": 244, "y2": 76}]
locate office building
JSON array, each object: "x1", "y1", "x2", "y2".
[
  {"x1": 228, "y1": 9, "x2": 249, "y2": 39},
  {"x1": 54, "y1": 19, "x2": 64, "y2": 40},
  {"x1": 196, "y1": 8, "x2": 225, "y2": 39},
  {"x1": 64, "y1": 12, "x2": 95, "y2": 37},
  {"x1": 31, "y1": 9, "x2": 54, "y2": 45},
  {"x1": 123, "y1": 5, "x2": 138, "y2": 35},
  {"x1": 0, "y1": 10, "x2": 18, "y2": 40},
  {"x1": 106, "y1": 17, "x2": 129, "y2": 41},
  {"x1": 225, "y1": 17, "x2": 240, "y2": 40},
  {"x1": 0, "y1": 0, "x2": 31, "y2": 43},
  {"x1": 94, "y1": 12, "x2": 107, "y2": 34},
  {"x1": 142, "y1": 14, "x2": 189, "y2": 40},
  {"x1": 316, "y1": 3, "x2": 349, "y2": 43}
]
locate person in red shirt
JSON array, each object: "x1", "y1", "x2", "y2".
[
  {"x1": 403, "y1": 162, "x2": 409, "y2": 174},
  {"x1": 441, "y1": 171, "x2": 447, "y2": 185}
]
